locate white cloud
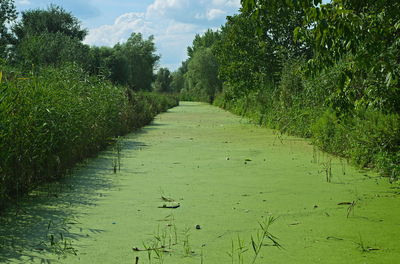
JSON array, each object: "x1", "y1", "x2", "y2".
[
  {"x1": 84, "y1": 0, "x2": 240, "y2": 70},
  {"x1": 17, "y1": 0, "x2": 31, "y2": 5},
  {"x1": 212, "y1": 0, "x2": 241, "y2": 8},
  {"x1": 206, "y1": 9, "x2": 226, "y2": 20},
  {"x1": 226, "y1": 0, "x2": 241, "y2": 8},
  {"x1": 84, "y1": 12, "x2": 152, "y2": 46}
]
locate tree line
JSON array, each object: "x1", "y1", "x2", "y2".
[
  {"x1": 0, "y1": 2, "x2": 174, "y2": 92},
  {"x1": 174, "y1": 0, "x2": 399, "y2": 179}
]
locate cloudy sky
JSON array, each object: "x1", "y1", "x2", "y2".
[{"x1": 15, "y1": 0, "x2": 241, "y2": 70}]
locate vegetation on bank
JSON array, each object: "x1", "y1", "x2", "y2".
[
  {"x1": 0, "y1": 2, "x2": 178, "y2": 210},
  {"x1": 0, "y1": 65, "x2": 178, "y2": 210},
  {"x1": 172, "y1": 0, "x2": 399, "y2": 180}
]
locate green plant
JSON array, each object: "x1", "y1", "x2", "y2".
[
  {"x1": 321, "y1": 159, "x2": 333, "y2": 183},
  {"x1": 226, "y1": 216, "x2": 281, "y2": 264},
  {"x1": 250, "y1": 216, "x2": 282, "y2": 264},
  {"x1": 182, "y1": 227, "x2": 192, "y2": 256},
  {"x1": 227, "y1": 236, "x2": 247, "y2": 264},
  {"x1": 347, "y1": 200, "x2": 357, "y2": 218}
]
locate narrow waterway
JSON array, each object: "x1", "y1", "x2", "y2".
[{"x1": 1, "y1": 102, "x2": 399, "y2": 264}]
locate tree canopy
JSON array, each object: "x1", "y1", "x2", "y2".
[{"x1": 13, "y1": 5, "x2": 87, "y2": 41}]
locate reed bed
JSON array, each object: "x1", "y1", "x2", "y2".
[{"x1": 0, "y1": 65, "x2": 178, "y2": 210}]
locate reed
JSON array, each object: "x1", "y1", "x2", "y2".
[{"x1": 0, "y1": 65, "x2": 178, "y2": 212}]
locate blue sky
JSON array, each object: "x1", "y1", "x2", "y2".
[{"x1": 15, "y1": 0, "x2": 241, "y2": 70}]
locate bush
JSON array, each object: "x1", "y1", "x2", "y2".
[{"x1": 350, "y1": 110, "x2": 400, "y2": 174}]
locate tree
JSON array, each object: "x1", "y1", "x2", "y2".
[
  {"x1": 109, "y1": 33, "x2": 159, "y2": 91},
  {"x1": 185, "y1": 47, "x2": 221, "y2": 103},
  {"x1": 12, "y1": 5, "x2": 89, "y2": 67},
  {"x1": 241, "y1": 0, "x2": 400, "y2": 113},
  {"x1": 214, "y1": 14, "x2": 280, "y2": 99},
  {"x1": 301, "y1": 0, "x2": 400, "y2": 113},
  {"x1": 182, "y1": 30, "x2": 222, "y2": 102},
  {"x1": 154, "y1": 67, "x2": 172, "y2": 93},
  {"x1": 16, "y1": 32, "x2": 89, "y2": 67},
  {"x1": 14, "y1": 5, "x2": 87, "y2": 41},
  {"x1": 240, "y1": 0, "x2": 312, "y2": 60},
  {"x1": 187, "y1": 29, "x2": 221, "y2": 59},
  {"x1": 0, "y1": 0, "x2": 17, "y2": 59}
]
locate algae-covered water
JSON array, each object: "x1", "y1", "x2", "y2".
[{"x1": 1, "y1": 102, "x2": 399, "y2": 264}]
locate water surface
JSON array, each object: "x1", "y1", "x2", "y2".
[{"x1": 1, "y1": 102, "x2": 399, "y2": 263}]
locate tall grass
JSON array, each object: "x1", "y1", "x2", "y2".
[{"x1": 0, "y1": 64, "x2": 178, "y2": 210}]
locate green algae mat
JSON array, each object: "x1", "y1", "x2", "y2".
[{"x1": 1, "y1": 102, "x2": 399, "y2": 264}]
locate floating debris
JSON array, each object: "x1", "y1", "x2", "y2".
[
  {"x1": 337, "y1": 202, "x2": 353, "y2": 205},
  {"x1": 326, "y1": 236, "x2": 343, "y2": 241},
  {"x1": 158, "y1": 203, "x2": 180, "y2": 209}
]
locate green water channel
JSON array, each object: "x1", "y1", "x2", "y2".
[{"x1": 1, "y1": 102, "x2": 399, "y2": 264}]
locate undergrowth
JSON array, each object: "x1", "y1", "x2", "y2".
[{"x1": 214, "y1": 60, "x2": 399, "y2": 180}]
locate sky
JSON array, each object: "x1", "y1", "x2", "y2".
[{"x1": 15, "y1": 0, "x2": 241, "y2": 71}]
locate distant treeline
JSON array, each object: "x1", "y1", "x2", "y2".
[
  {"x1": 174, "y1": 0, "x2": 399, "y2": 179},
  {"x1": 0, "y1": 1, "x2": 178, "y2": 210}
]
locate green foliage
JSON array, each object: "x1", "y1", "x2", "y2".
[
  {"x1": 13, "y1": 5, "x2": 87, "y2": 41},
  {"x1": 86, "y1": 46, "x2": 114, "y2": 77},
  {"x1": 184, "y1": 47, "x2": 221, "y2": 103},
  {"x1": 312, "y1": 109, "x2": 400, "y2": 177},
  {"x1": 214, "y1": 14, "x2": 277, "y2": 99},
  {"x1": 11, "y1": 5, "x2": 88, "y2": 68},
  {"x1": 180, "y1": 30, "x2": 222, "y2": 102},
  {"x1": 241, "y1": 0, "x2": 312, "y2": 60},
  {"x1": 0, "y1": 0, "x2": 17, "y2": 59},
  {"x1": 300, "y1": 0, "x2": 400, "y2": 113},
  {"x1": 0, "y1": 65, "x2": 178, "y2": 210},
  {"x1": 154, "y1": 67, "x2": 172, "y2": 93},
  {"x1": 16, "y1": 32, "x2": 89, "y2": 68},
  {"x1": 170, "y1": 61, "x2": 188, "y2": 94},
  {"x1": 311, "y1": 110, "x2": 348, "y2": 154},
  {"x1": 187, "y1": 29, "x2": 221, "y2": 59},
  {"x1": 170, "y1": 70, "x2": 185, "y2": 94},
  {"x1": 104, "y1": 33, "x2": 159, "y2": 91}
]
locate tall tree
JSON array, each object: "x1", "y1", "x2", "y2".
[
  {"x1": 154, "y1": 67, "x2": 172, "y2": 93},
  {"x1": 214, "y1": 14, "x2": 280, "y2": 99},
  {"x1": 12, "y1": 5, "x2": 89, "y2": 67},
  {"x1": 110, "y1": 33, "x2": 159, "y2": 91},
  {"x1": 182, "y1": 30, "x2": 221, "y2": 102},
  {"x1": 187, "y1": 29, "x2": 221, "y2": 59},
  {"x1": 185, "y1": 47, "x2": 221, "y2": 103},
  {"x1": 14, "y1": 5, "x2": 87, "y2": 41}
]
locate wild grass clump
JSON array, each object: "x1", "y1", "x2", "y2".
[{"x1": 0, "y1": 64, "x2": 178, "y2": 211}]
